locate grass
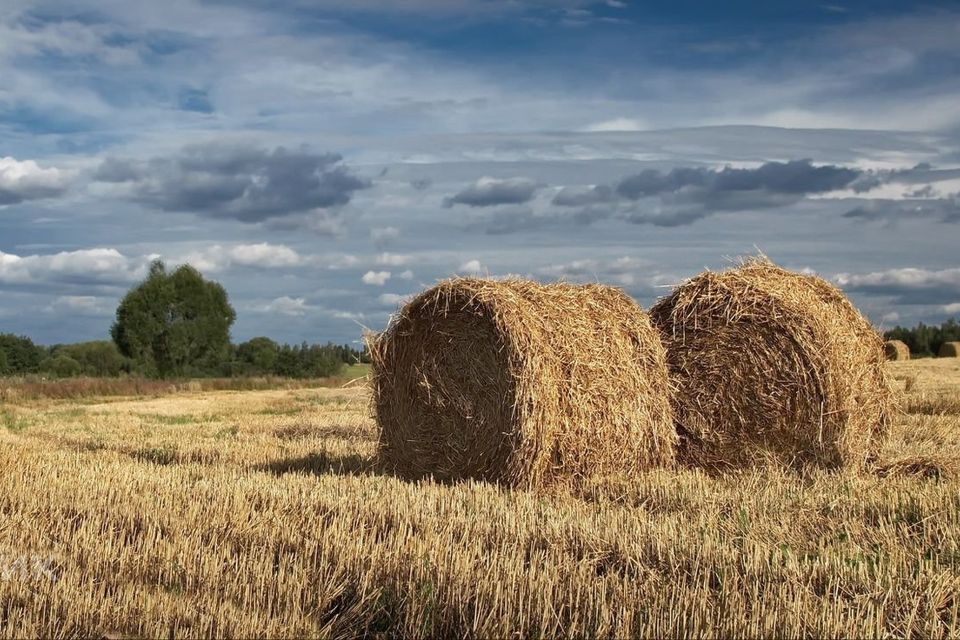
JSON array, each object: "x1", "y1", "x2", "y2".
[{"x1": 0, "y1": 360, "x2": 957, "y2": 637}]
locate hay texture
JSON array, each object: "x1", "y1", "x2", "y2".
[
  {"x1": 940, "y1": 342, "x2": 960, "y2": 358},
  {"x1": 650, "y1": 258, "x2": 891, "y2": 470},
  {"x1": 368, "y1": 278, "x2": 675, "y2": 487},
  {"x1": 884, "y1": 340, "x2": 911, "y2": 361}
]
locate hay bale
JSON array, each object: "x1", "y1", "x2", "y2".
[
  {"x1": 650, "y1": 258, "x2": 891, "y2": 470},
  {"x1": 884, "y1": 339, "x2": 910, "y2": 361},
  {"x1": 368, "y1": 277, "x2": 675, "y2": 487},
  {"x1": 940, "y1": 342, "x2": 960, "y2": 358}
]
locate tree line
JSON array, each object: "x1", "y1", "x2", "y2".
[
  {"x1": 884, "y1": 318, "x2": 960, "y2": 357},
  {"x1": 0, "y1": 260, "x2": 368, "y2": 379}
]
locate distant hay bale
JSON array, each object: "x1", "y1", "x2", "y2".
[
  {"x1": 368, "y1": 277, "x2": 675, "y2": 487},
  {"x1": 884, "y1": 340, "x2": 910, "y2": 361},
  {"x1": 650, "y1": 258, "x2": 891, "y2": 470},
  {"x1": 940, "y1": 342, "x2": 960, "y2": 358}
]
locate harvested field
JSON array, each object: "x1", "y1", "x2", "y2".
[
  {"x1": 651, "y1": 258, "x2": 891, "y2": 470},
  {"x1": 0, "y1": 359, "x2": 958, "y2": 638},
  {"x1": 368, "y1": 278, "x2": 674, "y2": 486}
]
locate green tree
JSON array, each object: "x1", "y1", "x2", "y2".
[
  {"x1": 40, "y1": 355, "x2": 83, "y2": 378},
  {"x1": 0, "y1": 347, "x2": 7, "y2": 375},
  {"x1": 0, "y1": 334, "x2": 45, "y2": 374},
  {"x1": 57, "y1": 341, "x2": 127, "y2": 377},
  {"x1": 111, "y1": 260, "x2": 236, "y2": 377},
  {"x1": 236, "y1": 337, "x2": 280, "y2": 375}
]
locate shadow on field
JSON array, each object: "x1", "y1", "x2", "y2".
[{"x1": 256, "y1": 451, "x2": 380, "y2": 477}]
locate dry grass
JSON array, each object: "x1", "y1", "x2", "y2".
[
  {"x1": 651, "y1": 258, "x2": 891, "y2": 470},
  {"x1": 0, "y1": 373, "x2": 369, "y2": 403},
  {"x1": 368, "y1": 278, "x2": 674, "y2": 486},
  {"x1": 0, "y1": 361, "x2": 958, "y2": 638},
  {"x1": 885, "y1": 340, "x2": 911, "y2": 361}
]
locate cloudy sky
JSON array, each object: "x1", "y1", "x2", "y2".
[{"x1": 2, "y1": 0, "x2": 959, "y2": 346}]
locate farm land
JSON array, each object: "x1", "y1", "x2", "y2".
[{"x1": 0, "y1": 359, "x2": 959, "y2": 638}]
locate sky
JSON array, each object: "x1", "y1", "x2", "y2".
[{"x1": 1, "y1": 0, "x2": 959, "y2": 347}]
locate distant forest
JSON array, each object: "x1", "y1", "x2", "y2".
[
  {"x1": 0, "y1": 259, "x2": 368, "y2": 380},
  {"x1": 884, "y1": 318, "x2": 960, "y2": 357}
]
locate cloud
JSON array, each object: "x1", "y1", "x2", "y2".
[
  {"x1": 178, "y1": 243, "x2": 305, "y2": 272},
  {"x1": 834, "y1": 267, "x2": 960, "y2": 305},
  {"x1": 582, "y1": 117, "x2": 648, "y2": 132},
  {"x1": 361, "y1": 270, "x2": 391, "y2": 285},
  {"x1": 444, "y1": 177, "x2": 541, "y2": 207},
  {"x1": 398, "y1": 269, "x2": 414, "y2": 280},
  {"x1": 843, "y1": 197, "x2": 960, "y2": 223},
  {"x1": 538, "y1": 256, "x2": 671, "y2": 289},
  {"x1": 538, "y1": 159, "x2": 866, "y2": 230},
  {"x1": 47, "y1": 295, "x2": 113, "y2": 316},
  {"x1": 0, "y1": 248, "x2": 150, "y2": 286},
  {"x1": 378, "y1": 292, "x2": 410, "y2": 306},
  {"x1": 458, "y1": 259, "x2": 484, "y2": 274},
  {"x1": 257, "y1": 296, "x2": 311, "y2": 317},
  {"x1": 370, "y1": 226, "x2": 401, "y2": 248},
  {"x1": 614, "y1": 160, "x2": 859, "y2": 200},
  {"x1": 94, "y1": 143, "x2": 371, "y2": 222},
  {"x1": 375, "y1": 252, "x2": 411, "y2": 267},
  {"x1": 0, "y1": 156, "x2": 70, "y2": 205},
  {"x1": 943, "y1": 302, "x2": 960, "y2": 314}
]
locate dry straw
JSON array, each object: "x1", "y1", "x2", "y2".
[
  {"x1": 367, "y1": 277, "x2": 675, "y2": 487},
  {"x1": 940, "y1": 342, "x2": 960, "y2": 358},
  {"x1": 884, "y1": 339, "x2": 911, "y2": 361},
  {"x1": 650, "y1": 257, "x2": 891, "y2": 470}
]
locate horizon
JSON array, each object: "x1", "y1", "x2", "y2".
[{"x1": 2, "y1": 0, "x2": 959, "y2": 346}]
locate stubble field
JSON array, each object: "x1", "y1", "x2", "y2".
[{"x1": 1, "y1": 359, "x2": 959, "y2": 638}]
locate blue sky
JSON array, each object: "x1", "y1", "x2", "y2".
[{"x1": 1, "y1": 0, "x2": 959, "y2": 346}]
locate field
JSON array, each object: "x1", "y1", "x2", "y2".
[{"x1": 0, "y1": 360, "x2": 959, "y2": 638}]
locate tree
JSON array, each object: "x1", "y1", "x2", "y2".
[
  {"x1": 40, "y1": 355, "x2": 82, "y2": 378},
  {"x1": 236, "y1": 337, "x2": 280, "y2": 375},
  {"x1": 111, "y1": 260, "x2": 236, "y2": 377},
  {"x1": 0, "y1": 334, "x2": 45, "y2": 374},
  {"x1": 0, "y1": 347, "x2": 7, "y2": 375},
  {"x1": 56, "y1": 341, "x2": 127, "y2": 377}
]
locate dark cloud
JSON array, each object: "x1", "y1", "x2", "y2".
[
  {"x1": 177, "y1": 88, "x2": 214, "y2": 114},
  {"x1": 843, "y1": 197, "x2": 960, "y2": 223},
  {"x1": 614, "y1": 160, "x2": 859, "y2": 200},
  {"x1": 94, "y1": 144, "x2": 371, "y2": 222},
  {"x1": 410, "y1": 178, "x2": 433, "y2": 191},
  {"x1": 444, "y1": 177, "x2": 541, "y2": 207},
  {"x1": 552, "y1": 184, "x2": 615, "y2": 206}
]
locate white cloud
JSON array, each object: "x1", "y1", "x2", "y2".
[
  {"x1": 0, "y1": 156, "x2": 70, "y2": 204},
  {"x1": 881, "y1": 311, "x2": 901, "y2": 323},
  {"x1": 258, "y1": 296, "x2": 311, "y2": 317},
  {"x1": 398, "y1": 269, "x2": 414, "y2": 280},
  {"x1": 181, "y1": 243, "x2": 305, "y2": 272},
  {"x1": 378, "y1": 293, "x2": 410, "y2": 306},
  {"x1": 375, "y1": 252, "x2": 411, "y2": 267},
  {"x1": 47, "y1": 295, "x2": 113, "y2": 316},
  {"x1": 362, "y1": 270, "x2": 391, "y2": 286},
  {"x1": 0, "y1": 248, "x2": 149, "y2": 285},
  {"x1": 458, "y1": 259, "x2": 484, "y2": 274},
  {"x1": 370, "y1": 226, "x2": 401, "y2": 247},
  {"x1": 835, "y1": 267, "x2": 960, "y2": 291},
  {"x1": 944, "y1": 303, "x2": 960, "y2": 314},
  {"x1": 582, "y1": 117, "x2": 648, "y2": 132}
]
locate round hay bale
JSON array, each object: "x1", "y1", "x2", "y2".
[
  {"x1": 650, "y1": 258, "x2": 891, "y2": 470},
  {"x1": 940, "y1": 341, "x2": 960, "y2": 358},
  {"x1": 368, "y1": 277, "x2": 675, "y2": 487},
  {"x1": 884, "y1": 339, "x2": 910, "y2": 361}
]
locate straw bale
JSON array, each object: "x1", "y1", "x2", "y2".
[
  {"x1": 368, "y1": 278, "x2": 675, "y2": 486},
  {"x1": 650, "y1": 258, "x2": 891, "y2": 470}
]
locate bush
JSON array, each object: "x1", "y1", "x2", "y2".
[
  {"x1": 0, "y1": 334, "x2": 45, "y2": 374},
  {"x1": 40, "y1": 355, "x2": 83, "y2": 378}
]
